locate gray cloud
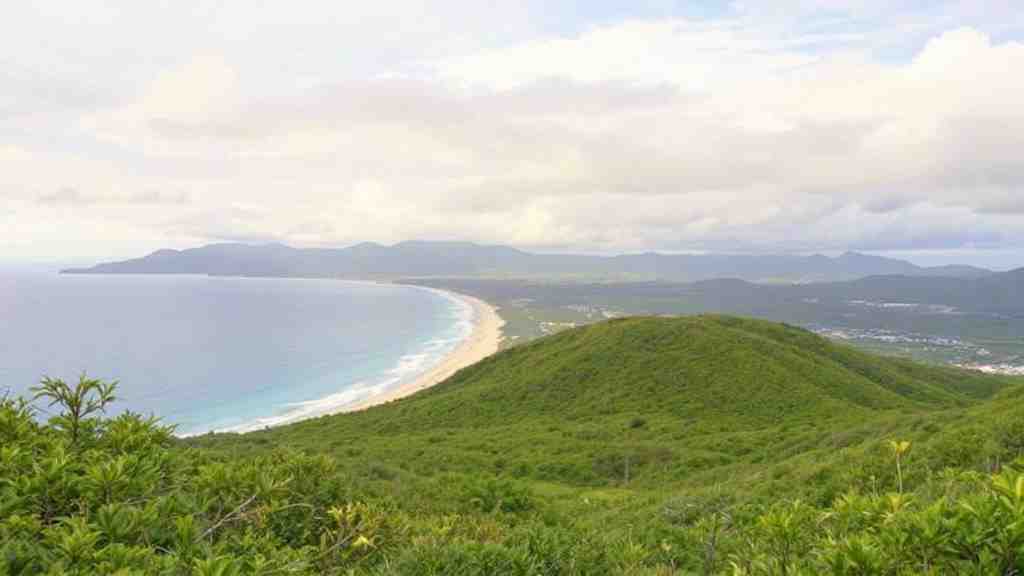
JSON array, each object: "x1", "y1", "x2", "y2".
[
  {"x1": 930, "y1": 116, "x2": 1024, "y2": 194},
  {"x1": 0, "y1": 59, "x2": 116, "y2": 121},
  {"x1": 3, "y1": 3, "x2": 1024, "y2": 264},
  {"x1": 37, "y1": 188, "x2": 189, "y2": 207}
]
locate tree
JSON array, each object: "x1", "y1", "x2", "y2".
[{"x1": 31, "y1": 375, "x2": 117, "y2": 445}]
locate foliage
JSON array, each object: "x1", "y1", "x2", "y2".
[
  {"x1": 6, "y1": 317, "x2": 1024, "y2": 574},
  {"x1": 32, "y1": 374, "x2": 116, "y2": 445},
  {"x1": 0, "y1": 378, "x2": 379, "y2": 574}
]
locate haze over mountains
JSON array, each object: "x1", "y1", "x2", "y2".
[{"x1": 64, "y1": 241, "x2": 992, "y2": 284}]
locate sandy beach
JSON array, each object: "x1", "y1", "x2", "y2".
[
  {"x1": 205, "y1": 288, "x2": 505, "y2": 435},
  {"x1": 344, "y1": 291, "x2": 505, "y2": 412}
]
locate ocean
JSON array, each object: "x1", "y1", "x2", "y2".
[{"x1": 0, "y1": 272, "x2": 473, "y2": 435}]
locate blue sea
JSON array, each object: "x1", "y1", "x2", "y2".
[{"x1": 0, "y1": 272, "x2": 473, "y2": 435}]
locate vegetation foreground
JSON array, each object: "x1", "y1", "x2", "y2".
[{"x1": 5, "y1": 316, "x2": 1024, "y2": 574}]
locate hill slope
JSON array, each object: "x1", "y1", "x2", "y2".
[
  {"x1": 10, "y1": 315, "x2": 1024, "y2": 575},
  {"x1": 348, "y1": 316, "x2": 990, "y2": 426},
  {"x1": 202, "y1": 316, "x2": 1015, "y2": 492}
]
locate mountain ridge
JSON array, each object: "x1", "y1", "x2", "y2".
[{"x1": 62, "y1": 241, "x2": 993, "y2": 284}]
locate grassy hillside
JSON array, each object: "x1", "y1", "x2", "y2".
[
  {"x1": 7, "y1": 316, "x2": 1024, "y2": 574},
  {"x1": 199, "y1": 317, "x2": 1012, "y2": 491}
]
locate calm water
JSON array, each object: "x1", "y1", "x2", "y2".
[{"x1": 0, "y1": 272, "x2": 472, "y2": 435}]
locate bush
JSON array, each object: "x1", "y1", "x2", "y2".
[
  {"x1": 7, "y1": 371, "x2": 1024, "y2": 575},
  {"x1": 0, "y1": 378, "x2": 391, "y2": 574},
  {"x1": 463, "y1": 477, "x2": 534, "y2": 514}
]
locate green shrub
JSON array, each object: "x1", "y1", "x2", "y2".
[{"x1": 463, "y1": 477, "x2": 534, "y2": 514}]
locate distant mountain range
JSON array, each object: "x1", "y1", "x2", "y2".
[
  {"x1": 63, "y1": 241, "x2": 993, "y2": 284},
  {"x1": 407, "y1": 266, "x2": 1024, "y2": 356},
  {"x1": 670, "y1": 268, "x2": 1024, "y2": 320}
]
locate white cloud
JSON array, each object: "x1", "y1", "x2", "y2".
[
  {"x1": 433, "y1": 19, "x2": 818, "y2": 91},
  {"x1": 3, "y1": 3, "x2": 1024, "y2": 264}
]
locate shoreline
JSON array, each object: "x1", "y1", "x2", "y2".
[
  {"x1": 185, "y1": 285, "x2": 504, "y2": 436},
  {"x1": 343, "y1": 290, "x2": 505, "y2": 412}
]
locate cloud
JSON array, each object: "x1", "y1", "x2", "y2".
[
  {"x1": 37, "y1": 188, "x2": 188, "y2": 207},
  {"x1": 57, "y1": 26, "x2": 1024, "y2": 255},
  {"x1": 0, "y1": 62, "x2": 110, "y2": 121},
  {"x1": 3, "y1": 3, "x2": 1024, "y2": 263}
]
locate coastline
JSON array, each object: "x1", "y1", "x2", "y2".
[
  {"x1": 184, "y1": 285, "x2": 505, "y2": 436},
  {"x1": 343, "y1": 290, "x2": 505, "y2": 412}
]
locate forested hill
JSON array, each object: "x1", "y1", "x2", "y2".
[
  {"x1": 206, "y1": 315, "x2": 1014, "y2": 489},
  {"x1": 62, "y1": 241, "x2": 991, "y2": 283},
  {"x1": 8, "y1": 316, "x2": 1024, "y2": 574}
]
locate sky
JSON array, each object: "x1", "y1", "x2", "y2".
[{"x1": 2, "y1": 1, "x2": 1024, "y2": 268}]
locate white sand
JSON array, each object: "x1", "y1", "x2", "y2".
[
  {"x1": 344, "y1": 291, "x2": 505, "y2": 412},
  {"x1": 200, "y1": 289, "x2": 504, "y2": 435}
]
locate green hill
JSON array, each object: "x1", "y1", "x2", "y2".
[
  {"x1": 202, "y1": 316, "x2": 1010, "y2": 490},
  {"x1": 7, "y1": 315, "x2": 1024, "y2": 574},
  {"x1": 370, "y1": 315, "x2": 992, "y2": 425}
]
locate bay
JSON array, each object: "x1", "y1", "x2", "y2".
[{"x1": 0, "y1": 272, "x2": 471, "y2": 435}]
